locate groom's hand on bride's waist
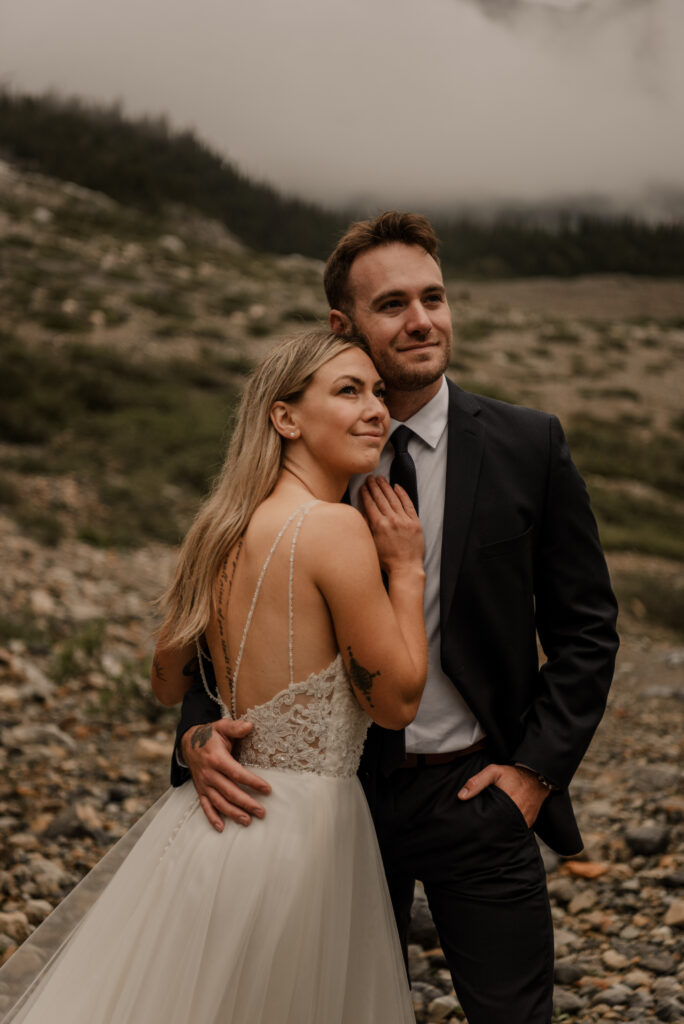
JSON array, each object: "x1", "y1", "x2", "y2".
[{"x1": 181, "y1": 720, "x2": 271, "y2": 832}]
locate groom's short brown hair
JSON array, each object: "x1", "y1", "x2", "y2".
[{"x1": 324, "y1": 211, "x2": 439, "y2": 314}]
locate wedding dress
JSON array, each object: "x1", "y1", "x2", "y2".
[{"x1": 0, "y1": 502, "x2": 415, "y2": 1023}]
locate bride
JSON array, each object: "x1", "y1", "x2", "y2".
[{"x1": 0, "y1": 330, "x2": 426, "y2": 1023}]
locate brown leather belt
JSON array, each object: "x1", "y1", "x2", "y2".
[{"x1": 403, "y1": 738, "x2": 488, "y2": 768}]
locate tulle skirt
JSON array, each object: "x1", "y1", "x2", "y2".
[{"x1": 0, "y1": 770, "x2": 414, "y2": 1023}]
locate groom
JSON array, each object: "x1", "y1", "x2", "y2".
[{"x1": 171, "y1": 212, "x2": 619, "y2": 1024}]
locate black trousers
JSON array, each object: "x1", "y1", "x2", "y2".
[{"x1": 369, "y1": 750, "x2": 554, "y2": 1024}]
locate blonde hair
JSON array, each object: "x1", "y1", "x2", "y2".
[{"x1": 157, "y1": 329, "x2": 367, "y2": 647}]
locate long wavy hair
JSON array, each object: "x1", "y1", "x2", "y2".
[{"x1": 157, "y1": 329, "x2": 368, "y2": 648}]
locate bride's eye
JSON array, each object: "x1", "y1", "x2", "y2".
[{"x1": 338, "y1": 384, "x2": 357, "y2": 395}]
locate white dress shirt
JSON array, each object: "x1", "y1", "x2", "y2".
[{"x1": 349, "y1": 376, "x2": 485, "y2": 753}]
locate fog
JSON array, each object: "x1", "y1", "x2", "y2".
[{"x1": 1, "y1": 0, "x2": 682, "y2": 217}]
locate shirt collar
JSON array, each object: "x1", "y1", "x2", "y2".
[{"x1": 388, "y1": 376, "x2": 448, "y2": 451}]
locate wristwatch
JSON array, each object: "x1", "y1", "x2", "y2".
[{"x1": 514, "y1": 763, "x2": 558, "y2": 791}]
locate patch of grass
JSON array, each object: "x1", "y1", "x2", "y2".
[
  {"x1": 570, "y1": 355, "x2": 590, "y2": 376},
  {"x1": 567, "y1": 416, "x2": 684, "y2": 499},
  {"x1": 14, "y1": 506, "x2": 66, "y2": 546},
  {"x1": 214, "y1": 290, "x2": 254, "y2": 316},
  {"x1": 457, "y1": 318, "x2": 498, "y2": 342},
  {"x1": 579, "y1": 387, "x2": 641, "y2": 402},
  {"x1": 0, "y1": 610, "x2": 61, "y2": 649},
  {"x1": 0, "y1": 339, "x2": 241, "y2": 547},
  {"x1": 639, "y1": 335, "x2": 663, "y2": 349},
  {"x1": 589, "y1": 483, "x2": 684, "y2": 561},
  {"x1": 130, "y1": 288, "x2": 191, "y2": 319},
  {"x1": 52, "y1": 619, "x2": 107, "y2": 685},
  {"x1": 283, "y1": 306, "x2": 321, "y2": 323},
  {"x1": 88, "y1": 660, "x2": 176, "y2": 725},
  {"x1": 617, "y1": 412, "x2": 652, "y2": 428},
  {"x1": 613, "y1": 571, "x2": 684, "y2": 637},
  {"x1": 644, "y1": 359, "x2": 674, "y2": 375},
  {"x1": 0, "y1": 473, "x2": 20, "y2": 505},
  {"x1": 458, "y1": 379, "x2": 519, "y2": 405},
  {"x1": 541, "y1": 324, "x2": 581, "y2": 345},
  {"x1": 218, "y1": 354, "x2": 254, "y2": 376},
  {"x1": 39, "y1": 307, "x2": 92, "y2": 333},
  {"x1": 153, "y1": 321, "x2": 186, "y2": 338},
  {"x1": 193, "y1": 325, "x2": 226, "y2": 340},
  {"x1": 246, "y1": 320, "x2": 272, "y2": 337},
  {"x1": 595, "y1": 334, "x2": 628, "y2": 353}
]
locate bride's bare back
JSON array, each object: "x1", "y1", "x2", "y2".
[{"x1": 204, "y1": 497, "x2": 339, "y2": 718}]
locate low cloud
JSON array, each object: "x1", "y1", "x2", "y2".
[{"x1": 1, "y1": 0, "x2": 682, "y2": 217}]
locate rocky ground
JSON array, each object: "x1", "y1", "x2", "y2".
[
  {"x1": 1, "y1": 159, "x2": 683, "y2": 1021},
  {"x1": 0, "y1": 507, "x2": 682, "y2": 1022}
]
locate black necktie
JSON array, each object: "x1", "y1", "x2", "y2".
[{"x1": 389, "y1": 425, "x2": 419, "y2": 514}]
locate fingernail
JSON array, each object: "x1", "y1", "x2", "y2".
[
  {"x1": 215, "y1": 822, "x2": 224, "y2": 832},
  {"x1": 254, "y1": 808, "x2": 265, "y2": 819},
  {"x1": 239, "y1": 816, "x2": 250, "y2": 826},
  {"x1": 458, "y1": 788, "x2": 468, "y2": 798}
]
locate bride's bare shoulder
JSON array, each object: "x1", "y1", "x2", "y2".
[
  {"x1": 301, "y1": 502, "x2": 376, "y2": 567},
  {"x1": 307, "y1": 501, "x2": 368, "y2": 533}
]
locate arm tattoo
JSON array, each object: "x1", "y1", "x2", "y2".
[
  {"x1": 346, "y1": 646, "x2": 380, "y2": 709},
  {"x1": 152, "y1": 656, "x2": 166, "y2": 683},
  {"x1": 190, "y1": 724, "x2": 214, "y2": 750}
]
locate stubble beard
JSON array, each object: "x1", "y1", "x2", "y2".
[{"x1": 349, "y1": 321, "x2": 451, "y2": 392}]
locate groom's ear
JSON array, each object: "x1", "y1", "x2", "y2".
[{"x1": 329, "y1": 308, "x2": 351, "y2": 336}]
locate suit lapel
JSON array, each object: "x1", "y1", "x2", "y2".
[{"x1": 439, "y1": 381, "x2": 484, "y2": 627}]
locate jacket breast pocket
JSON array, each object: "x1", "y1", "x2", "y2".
[{"x1": 477, "y1": 524, "x2": 533, "y2": 560}]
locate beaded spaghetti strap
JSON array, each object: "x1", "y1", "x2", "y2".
[{"x1": 228, "y1": 500, "x2": 318, "y2": 719}]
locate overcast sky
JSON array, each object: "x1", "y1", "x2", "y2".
[{"x1": 1, "y1": 0, "x2": 682, "y2": 217}]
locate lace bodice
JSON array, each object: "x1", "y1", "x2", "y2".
[
  {"x1": 239, "y1": 654, "x2": 370, "y2": 777},
  {"x1": 197, "y1": 503, "x2": 371, "y2": 778}
]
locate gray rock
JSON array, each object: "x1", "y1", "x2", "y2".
[
  {"x1": 553, "y1": 987, "x2": 586, "y2": 1013},
  {"x1": 410, "y1": 982, "x2": 443, "y2": 1004},
  {"x1": 664, "y1": 898, "x2": 684, "y2": 928},
  {"x1": 625, "y1": 824, "x2": 671, "y2": 856},
  {"x1": 554, "y1": 927, "x2": 581, "y2": 952},
  {"x1": 1, "y1": 723, "x2": 75, "y2": 750},
  {"x1": 24, "y1": 899, "x2": 52, "y2": 924},
  {"x1": 569, "y1": 889, "x2": 597, "y2": 914},
  {"x1": 655, "y1": 998, "x2": 684, "y2": 1022},
  {"x1": 632, "y1": 764, "x2": 681, "y2": 791},
  {"x1": 537, "y1": 839, "x2": 560, "y2": 873},
  {"x1": 426, "y1": 994, "x2": 460, "y2": 1021},
  {"x1": 640, "y1": 951, "x2": 678, "y2": 975},
  {"x1": 554, "y1": 961, "x2": 585, "y2": 985},
  {"x1": 408, "y1": 944, "x2": 432, "y2": 983},
  {"x1": 653, "y1": 978, "x2": 683, "y2": 999},
  {"x1": 0, "y1": 911, "x2": 30, "y2": 943},
  {"x1": 27, "y1": 857, "x2": 71, "y2": 897},
  {"x1": 409, "y1": 895, "x2": 439, "y2": 949},
  {"x1": 599, "y1": 983, "x2": 634, "y2": 1006},
  {"x1": 547, "y1": 878, "x2": 576, "y2": 905}
]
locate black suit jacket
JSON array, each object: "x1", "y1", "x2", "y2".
[{"x1": 172, "y1": 381, "x2": 619, "y2": 857}]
